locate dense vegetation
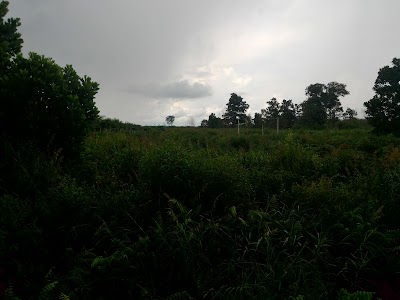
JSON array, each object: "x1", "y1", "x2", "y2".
[{"x1": 2, "y1": 126, "x2": 400, "y2": 299}]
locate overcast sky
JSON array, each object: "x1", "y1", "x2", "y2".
[{"x1": 8, "y1": 0, "x2": 400, "y2": 126}]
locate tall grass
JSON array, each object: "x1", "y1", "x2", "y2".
[{"x1": 1, "y1": 127, "x2": 400, "y2": 299}]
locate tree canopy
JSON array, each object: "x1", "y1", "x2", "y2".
[
  {"x1": 253, "y1": 112, "x2": 264, "y2": 128},
  {"x1": 208, "y1": 113, "x2": 223, "y2": 128},
  {"x1": 222, "y1": 93, "x2": 249, "y2": 127},
  {"x1": 0, "y1": 1, "x2": 99, "y2": 157},
  {"x1": 364, "y1": 58, "x2": 400, "y2": 135},
  {"x1": 262, "y1": 97, "x2": 280, "y2": 121},
  {"x1": 299, "y1": 82, "x2": 349, "y2": 127},
  {"x1": 261, "y1": 98, "x2": 296, "y2": 129},
  {"x1": 0, "y1": 1, "x2": 23, "y2": 68},
  {"x1": 166, "y1": 115, "x2": 175, "y2": 126}
]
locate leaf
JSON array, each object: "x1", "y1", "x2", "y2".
[
  {"x1": 39, "y1": 281, "x2": 58, "y2": 300},
  {"x1": 230, "y1": 206, "x2": 237, "y2": 218}
]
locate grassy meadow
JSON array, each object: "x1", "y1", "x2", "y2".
[{"x1": 2, "y1": 126, "x2": 400, "y2": 299}]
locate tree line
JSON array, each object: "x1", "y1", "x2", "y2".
[
  {"x1": 200, "y1": 60, "x2": 400, "y2": 134},
  {"x1": 201, "y1": 82, "x2": 358, "y2": 130}
]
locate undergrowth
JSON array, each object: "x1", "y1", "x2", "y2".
[{"x1": 1, "y1": 128, "x2": 399, "y2": 299}]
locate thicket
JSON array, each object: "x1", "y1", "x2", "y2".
[{"x1": 2, "y1": 127, "x2": 400, "y2": 299}]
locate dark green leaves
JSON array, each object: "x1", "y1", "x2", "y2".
[
  {"x1": 0, "y1": 1, "x2": 23, "y2": 68},
  {"x1": 222, "y1": 93, "x2": 249, "y2": 126},
  {"x1": 364, "y1": 58, "x2": 400, "y2": 135},
  {"x1": 0, "y1": 52, "x2": 99, "y2": 157},
  {"x1": 300, "y1": 82, "x2": 349, "y2": 127}
]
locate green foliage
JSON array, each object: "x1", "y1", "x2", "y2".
[
  {"x1": 0, "y1": 2, "x2": 99, "y2": 159},
  {"x1": 262, "y1": 98, "x2": 297, "y2": 129},
  {"x1": 200, "y1": 119, "x2": 208, "y2": 127},
  {"x1": 93, "y1": 117, "x2": 141, "y2": 132},
  {"x1": 253, "y1": 112, "x2": 263, "y2": 128},
  {"x1": 364, "y1": 57, "x2": 400, "y2": 135},
  {"x1": 207, "y1": 113, "x2": 224, "y2": 128},
  {"x1": 229, "y1": 136, "x2": 250, "y2": 151},
  {"x1": 264, "y1": 97, "x2": 280, "y2": 120},
  {"x1": 4, "y1": 284, "x2": 22, "y2": 300},
  {"x1": 222, "y1": 93, "x2": 249, "y2": 126},
  {"x1": 2, "y1": 127, "x2": 400, "y2": 299},
  {"x1": 0, "y1": 53, "x2": 99, "y2": 157},
  {"x1": 343, "y1": 108, "x2": 357, "y2": 120},
  {"x1": 280, "y1": 99, "x2": 297, "y2": 128},
  {"x1": 337, "y1": 289, "x2": 375, "y2": 300},
  {"x1": 0, "y1": 1, "x2": 23, "y2": 67},
  {"x1": 38, "y1": 281, "x2": 58, "y2": 300},
  {"x1": 165, "y1": 291, "x2": 192, "y2": 300},
  {"x1": 166, "y1": 115, "x2": 175, "y2": 126},
  {"x1": 299, "y1": 82, "x2": 349, "y2": 128}
]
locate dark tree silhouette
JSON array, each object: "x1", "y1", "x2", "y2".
[
  {"x1": 208, "y1": 113, "x2": 223, "y2": 128},
  {"x1": 364, "y1": 58, "x2": 400, "y2": 135},
  {"x1": 222, "y1": 93, "x2": 249, "y2": 127},
  {"x1": 166, "y1": 115, "x2": 175, "y2": 126},
  {"x1": 0, "y1": 1, "x2": 99, "y2": 157},
  {"x1": 300, "y1": 82, "x2": 349, "y2": 127}
]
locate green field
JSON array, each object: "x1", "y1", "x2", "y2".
[{"x1": 2, "y1": 127, "x2": 400, "y2": 299}]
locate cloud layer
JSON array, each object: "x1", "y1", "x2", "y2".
[
  {"x1": 128, "y1": 80, "x2": 212, "y2": 99},
  {"x1": 8, "y1": 0, "x2": 400, "y2": 125}
]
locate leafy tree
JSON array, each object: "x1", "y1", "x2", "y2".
[
  {"x1": 294, "y1": 103, "x2": 302, "y2": 119},
  {"x1": 279, "y1": 99, "x2": 296, "y2": 129},
  {"x1": 300, "y1": 82, "x2": 349, "y2": 127},
  {"x1": 222, "y1": 93, "x2": 249, "y2": 127},
  {"x1": 0, "y1": 53, "x2": 99, "y2": 156},
  {"x1": 166, "y1": 115, "x2": 175, "y2": 126},
  {"x1": 324, "y1": 82, "x2": 348, "y2": 119},
  {"x1": 262, "y1": 97, "x2": 281, "y2": 128},
  {"x1": 208, "y1": 113, "x2": 223, "y2": 128},
  {"x1": 263, "y1": 97, "x2": 280, "y2": 118},
  {"x1": 342, "y1": 108, "x2": 357, "y2": 120},
  {"x1": 262, "y1": 98, "x2": 296, "y2": 129},
  {"x1": 243, "y1": 113, "x2": 253, "y2": 128},
  {"x1": 364, "y1": 58, "x2": 400, "y2": 134},
  {"x1": 200, "y1": 119, "x2": 208, "y2": 127},
  {"x1": 300, "y1": 96, "x2": 327, "y2": 128},
  {"x1": 0, "y1": 1, "x2": 99, "y2": 157},
  {"x1": 0, "y1": 1, "x2": 23, "y2": 69},
  {"x1": 63, "y1": 64, "x2": 99, "y2": 122},
  {"x1": 253, "y1": 112, "x2": 264, "y2": 128},
  {"x1": 306, "y1": 82, "x2": 348, "y2": 120}
]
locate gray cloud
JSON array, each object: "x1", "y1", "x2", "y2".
[
  {"x1": 7, "y1": 0, "x2": 400, "y2": 125},
  {"x1": 127, "y1": 80, "x2": 212, "y2": 99}
]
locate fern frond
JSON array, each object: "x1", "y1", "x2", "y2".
[
  {"x1": 91, "y1": 256, "x2": 112, "y2": 269},
  {"x1": 337, "y1": 288, "x2": 374, "y2": 300},
  {"x1": 59, "y1": 293, "x2": 71, "y2": 300},
  {"x1": 45, "y1": 267, "x2": 55, "y2": 280},
  {"x1": 39, "y1": 281, "x2": 58, "y2": 300},
  {"x1": 166, "y1": 194, "x2": 187, "y2": 215},
  {"x1": 165, "y1": 290, "x2": 192, "y2": 300},
  {"x1": 4, "y1": 283, "x2": 22, "y2": 300}
]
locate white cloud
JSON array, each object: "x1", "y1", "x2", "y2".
[
  {"x1": 232, "y1": 76, "x2": 252, "y2": 87},
  {"x1": 186, "y1": 63, "x2": 253, "y2": 88}
]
